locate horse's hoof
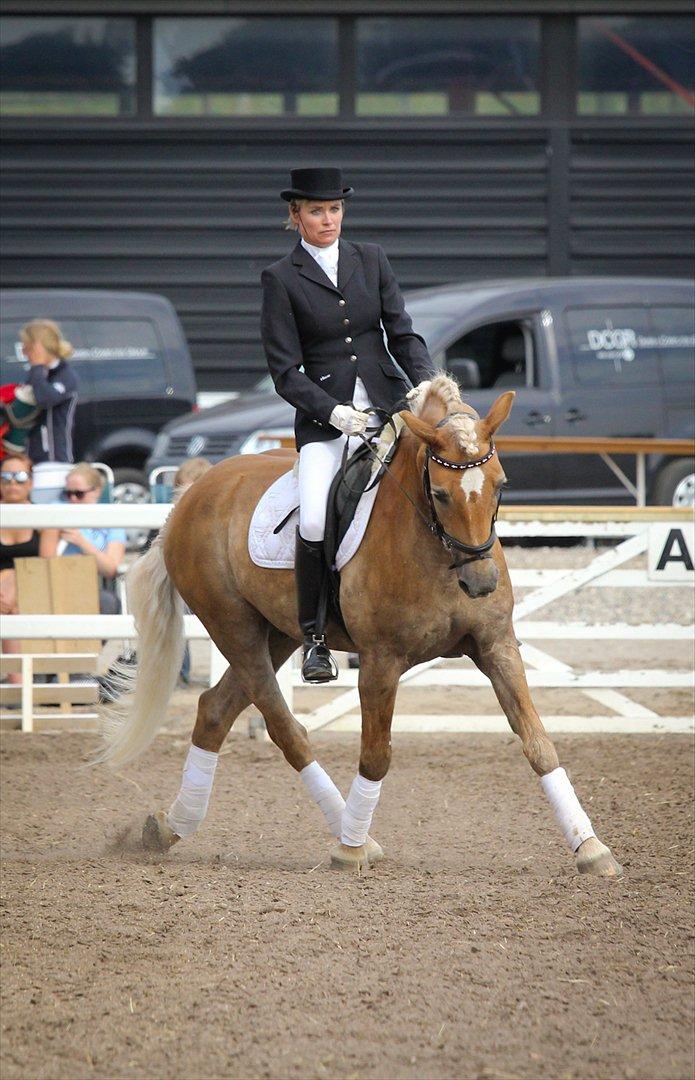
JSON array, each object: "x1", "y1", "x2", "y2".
[
  {"x1": 142, "y1": 810, "x2": 180, "y2": 853},
  {"x1": 576, "y1": 837, "x2": 623, "y2": 878},
  {"x1": 330, "y1": 835, "x2": 383, "y2": 871}
]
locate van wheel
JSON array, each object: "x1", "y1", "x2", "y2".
[
  {"x1": 652, "y1": 459, "x2": 695, "y2": 508},
  {"x1": 112, "y1": 467, "x2": 151, "y2": 551}
]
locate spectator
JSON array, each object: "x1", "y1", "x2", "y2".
[
  {"x1": 0, "y1": 453, "x2": 59, "y2": 683},
  {"x1": 20, "y1": 319, "x2": 78, "y2": 503},
  {"x1": 173, "y1": 456, "x2": 212, "y2": 495},
  {"x1": 59, "y1": 463, "x2": 125, "y2": 615}
]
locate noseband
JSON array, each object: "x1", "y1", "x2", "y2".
[{"x1": 422, "y1": 440, "x2": 500, "y2": 568}]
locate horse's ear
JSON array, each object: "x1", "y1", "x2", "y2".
[
  {"x1": 481, "y1": 391, "x2": 515, "y2": 437},
  {"x1": 399, "y1": 410, "x2": 441, "y2": 448}
]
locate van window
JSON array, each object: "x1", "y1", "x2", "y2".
[
  {"x1": 444, "y1": 318, "x2": 536, "y2": 389},
  {"x1": 649, "y1": 306, "x2": 695, "y2": 384},
  {"x1": 72, "y1": 319, "x2": 168, "y2": 396},
  {"x1": 565, "y1": 307, "x2": 659, "y2": 386}
]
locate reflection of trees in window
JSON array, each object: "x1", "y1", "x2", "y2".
[
  {"x1": 0, "y1": 18, "x2": 135, "y2": 115},
  {"x1": 156, "y1": 18, "x2": 338, "y2": 116},
  {"x1": 578, "y1": 17, "x2": 695, "y2": 115},
  {"x1": 357, "y1": 18, "x2": 540, "y2": 116}
]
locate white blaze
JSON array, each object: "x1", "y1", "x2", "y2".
[{"x1": 460, "y1": 466, "x2": 485, "y2": 499}]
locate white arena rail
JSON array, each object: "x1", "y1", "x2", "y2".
[{"x1": 1, "y1": 503, "x2": 693, "y2": 733}]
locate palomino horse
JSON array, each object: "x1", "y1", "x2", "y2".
[{"x1": 99, "y1": 375, "x2": 621, "y2": 877}]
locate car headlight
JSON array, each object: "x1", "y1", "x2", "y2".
[{"x1": 239, "y1": 429, "x2": 294, "y2": 455}]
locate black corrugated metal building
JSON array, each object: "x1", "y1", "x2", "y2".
[{"x1": 2, "y1": 1, "x2": 693, "y2": 390}]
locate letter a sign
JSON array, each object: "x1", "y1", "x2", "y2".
[{"x1": 648, "y1": 523, "x2": 695, "y2": 581}]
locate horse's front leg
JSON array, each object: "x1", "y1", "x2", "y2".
[
  {"x1": 330, "y1": 653, "x2": 401, "y2": 871},
  {"x1": 472, "y1": 631, "x2": 622, "y2": 878}
]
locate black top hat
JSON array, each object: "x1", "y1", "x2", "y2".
[{"x1": 281, "y1": 167, "x2": 354, "y2": 202}]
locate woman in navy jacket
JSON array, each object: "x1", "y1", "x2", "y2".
[
  {"x1": 261, "y1": 168, "x2": 435, "y2": 682},
  {"x1": 20, "y1": 319, "x2": 78, "y2": 502}
]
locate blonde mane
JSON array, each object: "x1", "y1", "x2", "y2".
[{"x1": 413, "y1": 374, "x2": 481, "y2": 455}]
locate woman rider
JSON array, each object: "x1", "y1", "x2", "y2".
[{"x1": 261, "y1": 167, "x2": 435, "y2": 683}]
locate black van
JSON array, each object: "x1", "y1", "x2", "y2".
[
  {"x1": 146, "y1": 276, "x2": 694, "y2": 506},
  {"x1": 0, "y1": 289, "x2": 197, "y2": 502}
]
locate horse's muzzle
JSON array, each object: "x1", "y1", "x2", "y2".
[{"x1": 457, "y1": 558, "x2": 499, "y2": 598}]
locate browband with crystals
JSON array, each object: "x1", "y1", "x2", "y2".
[{"x1": 427, "y1": 442, "x2": 496, "y2": 471}]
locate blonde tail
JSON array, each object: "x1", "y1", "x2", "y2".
[{"x1": 95, "y1": 530, "x2": 184, "y2": 768}]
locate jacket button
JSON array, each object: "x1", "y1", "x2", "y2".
[
  {"x1": 349, "y1": 354, "x2": 358, "y2": 362},
  {"x1": 342, "y1": 318, "x2": 350, "y2": 326},
  {"x1": 338, "y1": 299, "x2": 346, "y2": 306},
  {"x1": 345, "y1": 336, "x2": 352, "y2": 343}
]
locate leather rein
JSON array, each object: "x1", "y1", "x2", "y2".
[{"x1": 353, "y1": 409, "x2": 501, "y2": 570}]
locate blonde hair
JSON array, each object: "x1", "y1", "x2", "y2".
[
  {"x1": 2, "y1": 452, "x2": 32, "y2": 473},
  {"x1": 20, "y1": 319, "x2": 74, "y2": 360},
  {"x1": 283, "y1": 198, "x2": 345, "y2": 231},
  {"x1": 174, "y1": 456, "x2": 211, "y2": 489},
  {"x1": 67, "y1": 462, "x2": 105, "y2": 492}
]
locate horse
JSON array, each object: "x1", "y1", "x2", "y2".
[{"x1": 98, "y1": 375, "x2": 622, "y2": 878}]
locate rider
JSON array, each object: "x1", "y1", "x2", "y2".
[{"x1": 261, "y1": 167, "x2": 435, "y2": 683}]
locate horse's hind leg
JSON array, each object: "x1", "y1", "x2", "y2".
[
  {"x1": 471, "y1": 631, "x2": 622, "y2": 878},
  {"x1": 143, "y1": 627, "x2": 296, "y2": 853}
]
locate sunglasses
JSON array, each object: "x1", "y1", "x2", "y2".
[
  {"x1": 62, "y1": 486, "x2": 97, "y2": 500},
  {"x1": 0, "y1": 470, "x2": 31, "y2": 483}
]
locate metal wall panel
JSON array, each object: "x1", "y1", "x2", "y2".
[
  {"x1": 1, "y1": 127, "x2": 551, "y2": 389},
  {"x1": 569, "y1": 130, "x2": 695, "y2": 277}
]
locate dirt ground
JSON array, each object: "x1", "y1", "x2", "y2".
[{"x1": 1, "y1": 730, "x2": 693, "y2": 1080}]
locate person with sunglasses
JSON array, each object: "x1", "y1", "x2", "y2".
[
  {"x1": 59, "y1": 463, "x2": 126, "y2": 614},
  {"x1": 0, "y1": 454, "x2": 59, "y2": 682}
]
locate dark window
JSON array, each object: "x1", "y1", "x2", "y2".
[
  {"x1": 650, "y1": 306, "x2": 695, "y2": 384},
  {"x1": 0, "y1": 17, "x2": 136, "y2": 116},
  {"x1": 356, "y1": 17, "x2": 540, "y2": 117},
  {"x1": 444, "y1": 319, "x2": 537, "y2": 389},
  {"x1": 154, "y1": 18, "x2": 339, "y2": 117},
  {"x1": 74, "y1": 319, "x2": 168, "y2": 396},
  {"x1": 578, "y1": 17, "x2": 695, "y2": 116},
  {"x1": 565, "y1": 307, "x2": 660, "y2": 386}
]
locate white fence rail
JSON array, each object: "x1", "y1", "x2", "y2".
[{"x1": 2, "y1": 503, "x2": 693, "y2": 732}]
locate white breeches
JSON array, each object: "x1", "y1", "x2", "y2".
[
  {"x1": 298, "y1": 436, "x2": 361, "y2": 541},
  {"x1": 298, "y1": 378, "x2": 373, "y2": 542}
]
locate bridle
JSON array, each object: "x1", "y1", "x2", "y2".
[
  {"x1": 352, "y1": 408, "x2": 502, "y2": 570},
  {"x1": 422, "y1": 441, "x2": 499, "y2": 567}
]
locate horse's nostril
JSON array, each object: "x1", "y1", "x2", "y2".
[{"x1": 458, "y1": 579, "x2": 470, "y2": 595}]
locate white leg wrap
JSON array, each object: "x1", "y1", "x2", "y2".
[
  {"x1": 341, "y1": 773, "x2": 382, "y2": 847},
  {"x1": 540, "y1": 767, "x2": 596, "y2": 853},
  {"x1": 167, "y1": 744, "x2": 218, "y2": 839},
  {"x1": 300, "y1": 760, "x2": 345, "y2": 838}
]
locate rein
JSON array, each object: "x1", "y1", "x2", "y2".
[{"x1": 350, "y1": 409, "x2": 501, "y2": 570}]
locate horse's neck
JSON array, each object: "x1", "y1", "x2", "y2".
[{"x1": 370, "y1": 431, "x2": 436, "y2": 560}]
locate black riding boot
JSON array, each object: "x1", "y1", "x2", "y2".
[{"x1": 295, "y1": 531, "x2": 338, "y2": 684}]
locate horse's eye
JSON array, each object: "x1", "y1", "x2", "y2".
[{"x1": 433, "y1": 490, "x2": 451, "y2": 503}]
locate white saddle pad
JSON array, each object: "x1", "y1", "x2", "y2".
[{"x1": 248, "y1": 416, "x2": 404, "y2": 572}]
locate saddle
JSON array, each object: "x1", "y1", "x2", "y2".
[{"x1": 322, "y1": 413, "x2": 402, "y2": 627}]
